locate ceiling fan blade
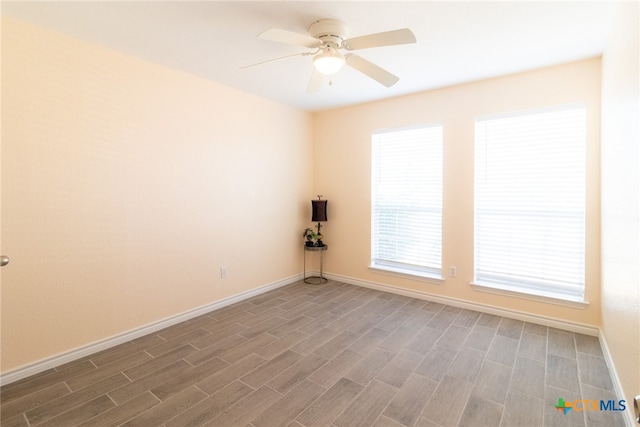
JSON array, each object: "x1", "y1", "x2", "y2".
[
  {"x1": 258, "y1": 28, "x2": 319, "y2": 49},
  {"x1": 240, "y1": 52, "x2": 310, "y2": 69},
  {"x1": 343, "y1": 28, "x2": 416, "y2": 51},
  {"x1": 345, "y1": 54, "x2": 399, "y2": 87},
  {"x1": 306, "y1": 68, "x2": 324, "y2": 93}
]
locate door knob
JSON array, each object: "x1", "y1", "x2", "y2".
[{"x1": 0, "y1": 256, "x2": 9, "y2": 267}]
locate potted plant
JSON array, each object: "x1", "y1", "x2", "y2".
[{"x1": 303, "y1": 228, "x2": 317, "y2": 246}]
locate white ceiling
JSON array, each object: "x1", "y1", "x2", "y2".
[{"x1": 2, "y1": 1, "x2": 620, "y2": 112}]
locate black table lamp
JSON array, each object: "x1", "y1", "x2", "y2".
[{"x1": 312, "y1": 195, "x2": 328, "y2": 245}]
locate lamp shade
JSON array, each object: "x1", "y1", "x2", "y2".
[{"x1": 312, "y1": 199, "x2": 328, "y2": 222}]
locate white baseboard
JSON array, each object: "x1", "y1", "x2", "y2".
[
  {"x1": 598, "y1": 331, "x2": 637, "y2": 427},
  {"x1": 0, "y1": 274, "x2": 302, "y2": 386},
  {"x1": 324, "y1": 272, "x2": 600, "y2": 336},
  {"x1": 3, "y1": 268, "x2": 621, "y2": 421}
]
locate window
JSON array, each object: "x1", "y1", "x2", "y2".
[
  {"x1": 371, "y1": 125, "x2": 443, "y2": 279},
  {"x1": 474, "y1": 105, "x2": 586, "y2": 301}
]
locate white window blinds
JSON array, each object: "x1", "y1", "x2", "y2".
[
  {"x1": 474, "y1": 105, "x2": 586, "y2": 300},
  {"x1": 371, "y1": 125, "x2": 443, "y2": 277}
]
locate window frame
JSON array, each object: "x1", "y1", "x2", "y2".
[
  {"x1": 472, "y1": 104, "x2": 587, "y2": 303},
  {"x1": 370, "y1": 123, "x2": 444, "y2": 282}
]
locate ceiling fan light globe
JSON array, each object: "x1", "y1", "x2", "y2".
[{"x1": 313, "y1": 51, "x2": 345, "y2": 75}]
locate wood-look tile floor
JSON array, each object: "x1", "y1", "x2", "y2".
[{"x1": 1, "y1": 281, "x2": 626, "y2": 427}]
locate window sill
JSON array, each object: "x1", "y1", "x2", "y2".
[
  {"x1": 470, "y1": 281, "x2": 589, "y2": 309},
  {"x1": 369, "y1": 265, "x2": 444, "y2": 285}
]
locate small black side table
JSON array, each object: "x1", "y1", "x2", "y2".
[{"x1": 303, "y1": 245, "x2": 328, "y2": 284}]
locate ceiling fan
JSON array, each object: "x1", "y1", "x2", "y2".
[{"x1": 244, "y1": 19, "x2": 416, "y2": 93}]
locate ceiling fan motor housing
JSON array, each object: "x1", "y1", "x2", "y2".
[{"x1": 309, "y1": 19, "x2": 347, "y2": 47}]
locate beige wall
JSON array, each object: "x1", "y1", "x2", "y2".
[
  {"x1": 601, "y1": 1, "x2": 640, "y2": 414},
  {"x1": 314, "y1": 58, "x2": 602, "y2": 327},
  {"x1": 1, "y1": 17, "x2": 313, "y2": 372}
]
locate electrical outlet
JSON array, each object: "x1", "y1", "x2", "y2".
[
  {"x1": 220, "y1": 267, "x2": 228, "y2": 279},
  {"x1": 449, "y1": 266, "x2": 457, "y2": 277}
]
